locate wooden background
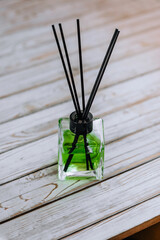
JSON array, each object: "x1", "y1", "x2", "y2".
[{"x1": 0, "y1": 0, "x2": 160, "y2": 239}]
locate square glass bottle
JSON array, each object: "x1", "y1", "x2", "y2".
[{"x1": 58, "y1": 112, "x2": 105, "y2": 180}]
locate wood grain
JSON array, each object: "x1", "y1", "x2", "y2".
[
  {"x1": 1, "y1": 92, "x2": 160, "y2": 182},
  {"x1": 1, "y1": 0, "x2": 160, "y2": 42},
  {"x1": 1, "y1": 0, "x2": 160, "y2": 238},
  {"x1": 0, "y1": 69, "x2": 160, "y2": 154},
  {"x1": 0, "y1": 48, "x2": 160, "y2": 124},
  {"x1": 63, "y1": 195, "x2": 160, "y2": 240},
  {"x1": 1, "y1": 158, "x2": 160, "y2": 239},
  {"x1": 0, "y1": 124, "x2": 160, "y2": 222},
  {"x1": 1, "y1": 24, "x2": 160, "y2": 99},
  {"x1": 1, "y1": 7, "x2": 160, "y2": 81}
]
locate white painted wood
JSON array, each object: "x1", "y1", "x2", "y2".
[
  {"x1": 1, "y1": 0, "x2": 159, "y2": 41},
  {"x1": 1, "y1": 8, "x2": 160, "y2": 86},
  {"x1": 0, "y1": 0, "x2": 97, "y2": 37},
  {"x1": 0, "y1": 70, "x2": 160, "y2": 153},
  {"x1": 0, "y1": 48, "x2": 160, "y2": 124},
  {"x1": 0, "y1": 124, "x2": 160, "y2": 222},
  {"x1": 104, "y1": 96, "x2": 160, "y2": 142},
  {"x1": 1, "y1": 158, "x2": 160, "y2": 239},
  {"x1": 1, "y1": 0, "x2": 160, "y2": 237},
  {"x1": 64, "y1": 195, "x2": 160, "y2": 240},
  {"x1": 1, "y1": 25, "x2": 160, "y2": 99},
  {"x1": 0, "y1": 92, "x2": 160, "y2": 184}
]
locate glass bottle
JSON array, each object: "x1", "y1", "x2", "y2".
[{"x1": 58, "y1": 112, "x2": 105, "y2": 180}]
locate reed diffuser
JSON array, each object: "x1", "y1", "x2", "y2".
[{"x1": 52, "y1": 20, "x2": 120, "y2": 180}]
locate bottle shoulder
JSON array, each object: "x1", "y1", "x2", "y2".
[
  {"x1": 58, "y1": 117, "x2": 104, "y2": 144},
  {"x1": 59, "y1": 117, "x2": 104, "y2": 129}
]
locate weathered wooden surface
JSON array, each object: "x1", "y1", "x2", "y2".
[
  {"x1": 1, "y1": 158, "x2": 160, "y2": 239},
  {"x1": 64, "y1": 195, "x2": 160, "y2": 240},
  {"x1": 0, "y1": 0, "x2": 160, "y2": 239},
  {"x1": 0, "y1": 124, "x2": 160, "y2": 222}
]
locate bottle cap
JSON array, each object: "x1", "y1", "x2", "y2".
[{"x1": 70, "y1": 111, "x2": 93, "y2": 134}]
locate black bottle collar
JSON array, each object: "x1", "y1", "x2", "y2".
[{"x1": 70, "y1": 111, "x2": 93, "y2": 135}]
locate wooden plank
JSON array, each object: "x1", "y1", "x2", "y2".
[
  {"x1": 1, "y1": 158, "x2": 160, "y2": 239},
  {"x1": 1, "y1": 0, "x2": 159, "y2": 45},
  {"x1": 0, "y1": 48, "x2": 160, "y2": 124},
  {"x1": 1, "y1": 1, "x2": 160, "y2": 238},
  {"x1": 0, "y1": 123, "x2": 160, "y2": 221},
  {"x1": 0, "y1": 10, "x2": 160, "y2": 97},
  {"x1": 0, "y1": 0, "x2": 95, "y2": 36},
  {"x1": 63, "y1": 195, "x2": 160, "y2": 240},
  {"x1": 1, "y1": 24, "x2": 160, "y2": 98},
  {"x1": 1, "y1": 0, "x2": 159, "y2": 39},
  {"x1": 0, "y1": 69, "x2": 160, "y2": 154},
  {"x1": 1, "y1": 7, "x2": 160, "y2": 78}
]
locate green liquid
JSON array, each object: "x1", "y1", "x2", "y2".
[{"x1": 61, "y1": 129, "x2": 103, "y2": 172}]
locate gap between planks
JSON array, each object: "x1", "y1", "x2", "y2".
[
  {"x1": 3, "y1": 10, "x2": 160, "y2": 94},
  {"x1": 1, "y1": 157, "x2": 159, "y2": 225},
  {"x1": 1, "y1": 0, "x2": 159, "y2": 43},
  {"x1": 0, "y1": 68, "x2": 160, "y2": 154},
  {"x1": 1, "y1": 16, "x2": 160, "y2": 79},
  {"x1": 0, "y1": 0, "x2": 98, "y2": 37},
  {"x1": 0, "y1": 1, "x2": 160, "y2": 238},
  {"x1": 0, "y1": 47, "x2": 160, "y2": 125},
  {"x1": 1, "y1": 2, "x2": 160, "y2": 56},
  {"x1": 1, "y1": 2, "x2": 160, "y2": 94},
  {"x1": 0, "y1": 123, "x2": 160, "y2": 222},
  {"x1": 0, "y1": 119, "x2": 160, "y2": 186},
  {"x1": 0, "y1": 73, "x2": 160, "y2": 186},
  {"x1": 1, "y1": 25, "x2": 160, "y2": 99},
  {"x1": 0, "y1": 157, "x2": 160, "y2": 239},
  {"x1": 61, "y1": 195, "x2": 160, "y2": 240}
]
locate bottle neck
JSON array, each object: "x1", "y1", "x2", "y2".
[{"x1": 69, "y1": 111, "x2": 93, "y2": 135}]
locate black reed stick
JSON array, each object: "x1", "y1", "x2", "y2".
[
  {"x1": 77, "y1": 19, "x2": 85, "y2": 112},
  {"x1": 52, "y1": 23, "x2": 120, "y2": 173},
  {"x1": 59, "y1": 23, "x2": 81, "y2": 118},
  {"x1": 64, "y1": 133, "x2": 79, "y2": 172},
  {"x1": 64, "y1": 133, "x2": 93, "y2": 172},
  {"x1": 52, "y1": 25, "x2": 79, "y2": 115},
  {"x1": 83, "y1": 134, "x2": 89, "y2": 170},
  {"x1": 82, "y1": 29, "x2": 120, "y2": 119}
]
